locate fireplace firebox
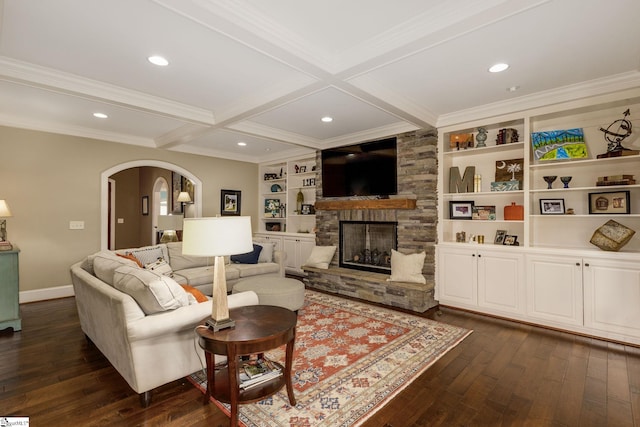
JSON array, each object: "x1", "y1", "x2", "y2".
[{"x1": 339, "y1": 221, "x2": 398, "y2": 274}]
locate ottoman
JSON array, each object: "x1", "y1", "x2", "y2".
[{"x1": 232, "y1": 276, "x2": 305, "y2": 312}]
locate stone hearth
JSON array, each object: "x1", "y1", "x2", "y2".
[{"x1": 303, "y1": 129, "x2": 439, "y2": 312}]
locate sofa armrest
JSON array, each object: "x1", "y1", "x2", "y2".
[{"x1": 274, "y1": 250, "x2": 286, "y2": 277}]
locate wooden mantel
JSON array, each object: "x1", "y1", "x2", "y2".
[{"x1": 314, "y1": 198, "x2": 417, "y2": 210}]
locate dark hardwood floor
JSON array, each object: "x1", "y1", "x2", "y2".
[{"x1": 1, "y1": 295, "x2": 639, "y2": 426}]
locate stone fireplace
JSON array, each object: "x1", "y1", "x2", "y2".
[
  {"x1": 339, "y1": 221, "x2": 397, "y2": 274},
  {"x1": 302, "y1": 129, "x2": 439, "y2": 313}
]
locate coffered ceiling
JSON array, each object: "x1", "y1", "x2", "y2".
[{"x1": 1, "y1": 0, "x2": 639, "y2": 162}]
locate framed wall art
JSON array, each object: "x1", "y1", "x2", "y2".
[
  {"x1": 220, "y1": 189, "x2": 241, "y2": 216},
  {"x1": 141, "y1": 196, "x2": 149, "y2": 216},
  {"x1": 588, "y1": 191, "x2": 630, "y2": 214},
  {"x1": 540, "y1": 198, "x2": 565, "y2": 215},
  {"x1": 449, "y1": 201, "x2": 474, "y2": 220}
]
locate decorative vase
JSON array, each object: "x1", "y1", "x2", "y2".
[
  {"x1": 543, "y1": 176, "x2": 557, "y2": 189},
  {"x1": 560, "y1": 176, "x2": 572, "y2": 188},
  {"x1": 504, "y1": 202, "x2": 524, "y2": 221},
  {"x1": 476, "y1": 127, "x2": 488, "y2": 148}
]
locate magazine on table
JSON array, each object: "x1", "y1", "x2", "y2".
[{"x1": 239, "y1": 357, "x2": 282, "y2": 390}]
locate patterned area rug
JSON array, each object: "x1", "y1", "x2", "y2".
[{"x1": 188, "y1": 290, "x2": 471, "y2": 426}]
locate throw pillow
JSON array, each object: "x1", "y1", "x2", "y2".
[
  {"x1": 303, "y1": 246, "x2": 336, "y2": 269},
  {"x1": 230, "y1": 244, "x2": 263, "y2": 264},
  {"x1": 127, "y1": 245, "x2": 167, "y2": 266},
  {"x1": 255, "y1": 242, "x2": 274, "y2": 263},
  {"x1": 387, "y1": 249, "x2": 426, "y2": 284},
  {"x1": 145, "y1": 257, "x2": 173, "y2": 277},
  {"x1": 113, "y1": 265, "x2": 189, "y2": 314},
  {"x1": 180, "y1": 284, "x2": 208, "y2": 303},
  {"x1": 93, "y1": 251, "x2": 139, "y2": 286},
  {"x1": 116, "y1": 252, "x2": 143, "y2": 268}
]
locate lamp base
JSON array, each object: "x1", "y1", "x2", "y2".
[{"x1": 206, "y1": 317, "x2": 235, "y2": 331}]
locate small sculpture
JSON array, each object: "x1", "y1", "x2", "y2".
[
  {"x1": 600, "y1": 109, "x2": 633, "y2": 154},
  {"x1": 476, "y1": 127, "x2": 488, "y2": 148}
]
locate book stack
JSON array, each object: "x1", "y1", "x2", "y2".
[
  {"x1": 239, "y1": 358, "x2": 282, "y2": 390},
  {"x1": 596, "y1": 175, "x2": 636, "y2": 186}
]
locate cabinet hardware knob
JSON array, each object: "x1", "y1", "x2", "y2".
[
  {"x1": 585, "y1": 263, "x2": 589, "y2": 267},
  {"x1": 472, "y1": 254, "x2": 475, "y2": 257},
  {"x1": 478, "y1": 254, "x2": 482, "y2": 258},
  {"x1": 576, "y1": 263, "x2": 580, "y2": 266}
]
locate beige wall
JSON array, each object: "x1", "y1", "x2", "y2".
[{"x1": 0, "y1": 126, "x2": 258, "y2": 295}]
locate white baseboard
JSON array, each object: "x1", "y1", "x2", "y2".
[{"x1": 20, "y1": 284, "x2": 75, "y2": 303}]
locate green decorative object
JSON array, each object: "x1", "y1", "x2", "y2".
[{"x1": 296, "y1": 190, "x2": 304, "y2": 213}]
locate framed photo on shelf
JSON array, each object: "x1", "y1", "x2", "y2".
[
  {"x1": 588, "y1": 191, "x2": 630, "y2": 214},
  {"x1": 494, "y1": 230, "x2": 507, "y2": 244},
  {"x1": 220, "y1": 189, "x2": 241, "y2": 216},
  {"x1": 265, "y1": 222, "x2": 281, "y2": 232},
  {"x1": 503, "y1": 235, "x2": 518, "y2": 246},
  {"x1": 472, "y1": 205, "x2": 496, "y2": 220},
  {"x1": 449, "y1": 201, "x2": 474, "y2": 220},
  {"x1": 540, "y1": 198, "x2": 565, "y2": 215}
]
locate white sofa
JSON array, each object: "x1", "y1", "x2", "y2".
[{"x1": 69, "y1": 240, "x2": 283, "y2": 406}]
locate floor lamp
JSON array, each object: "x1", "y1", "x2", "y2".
[{"x1": 181, "y1": 216, "x2": 253, "y2": 331}]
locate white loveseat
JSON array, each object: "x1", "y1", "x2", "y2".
[{"x1": 69, "y1": 241, "x2": 283, "y2": 406}]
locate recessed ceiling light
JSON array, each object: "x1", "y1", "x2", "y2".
[
  {"x1": 148, "y1": 55, "x2": 169, "y2": 66},
  {"x1": 489, "y1": 63, "x2": 509, "y2": 73},
  {"x1": 93, "y1": 112, "x2": 108, "y2": 119},
  {"x1": 507, "y1": 85, "x2": 520, "y2": 92},
  {"x1": 237, "y1": 142, "x2": 247, "y2": 146},
  {"x1": 321, "y1": 116, "x2": 333, "y2": 123}
]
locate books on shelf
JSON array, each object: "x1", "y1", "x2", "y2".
[{"x1": 239, "y1": 358, "x2": 282, "y2": 390}]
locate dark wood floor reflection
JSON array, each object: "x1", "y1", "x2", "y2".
[{"x1": 1, "y1": 295, "x2": 638, "y2": 426}]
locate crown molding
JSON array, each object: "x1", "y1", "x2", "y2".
[
  {"x1": 0, "y1": 56, "x2": 216, "y2": 125},
  {"x1": 436, "y1": 71, "x2": 640, "y2": 128}
]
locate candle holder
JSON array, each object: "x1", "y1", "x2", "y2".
[{"x1": 543, "y1": 176, "x2": 557, "y2": 189}]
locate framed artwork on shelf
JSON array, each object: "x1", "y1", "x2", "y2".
[
  {"x1": 220, "y1": 189, "x2": 241, "y2": 216},
  {"x1": 540, "y1": 198, "x2": 565, "y2": 215},
  {"x1": 265, "y1": 222, "x2": 282, "y2": 232},
  {"x1": 449, "y1": 133, "x2": 474, "y2": 150},
  {"x1": 449, "y1": 201, "x2": 474, "y2": 220},
  {"x1": 588, "y1": 191, "x2": 630, "y2": 215},
  {"x1": 472, "y1": 205, "x2": 496, "y2": 220},
  {"x1": 264, "y1": 198, "x2": 281, "y2": 218},
  {"x1": 503, "y1": 235, "x2": 519, "y2": 246},
  {"x1": 494, "y1": 230, "x2": 507, "y2": 244}
]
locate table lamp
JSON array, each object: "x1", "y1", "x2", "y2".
[
  {"x1": 0, "y1": 200, "x2": 13, "y2": 250},
  {"x1": 182, "y1": 216, "x2": 253, "y2": 331},
  {"x1": 157, "y1": 214, "x2": 183, "y2": 243}
]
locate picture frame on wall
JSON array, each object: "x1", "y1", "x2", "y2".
[
  {"x1": 449, "y1": 201, "x2": 474, "y2": 220},
  {"x1": 588, "y1": 191, "x2": 630, "y2": 214},
  {"x1": 540, "y1": 198, "x2": 565, "y2": 215},
  {"x1": 220, "y1": 189, "x2": 241, "y2": 216},
  {"x1": 141, "y1": 196, "x2": 149, "y2": 216}
]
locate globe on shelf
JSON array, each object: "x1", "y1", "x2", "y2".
[{"x1": 597, "y1": 109, "x2": 639, "y2": 158}]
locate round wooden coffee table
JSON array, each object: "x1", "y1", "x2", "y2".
[{"x1": 197, "y1": 305, "x2": 297, "y2": 426}]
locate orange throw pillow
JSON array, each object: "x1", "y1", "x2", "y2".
[
  {"x1": 180, "y1": 284, "x2": 208, "y2": 303},
  {"x1": 116, "y1": 252, "x2": 143, "y2": 268}
]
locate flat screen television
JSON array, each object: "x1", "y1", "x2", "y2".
[{"x1": 321, "y1": 137, "x2": 397, "y2": 197}]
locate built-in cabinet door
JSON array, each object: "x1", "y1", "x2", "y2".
[
  {"x1": 583, "y1": 258, "x2": 640, "y2": 340},
  {"x1": 437, "y1": 246, "x2": 477, "y2": 307},
  {"x1": 477, "y1": 250, "x2": 525, "y2": 315},
  {"x1": 283, "y1": 236, "x2": 315, "y2": 274},
  {"x1": 254, "y1": 233, "x2": 283, "y2": 252},
  {"x1": 526, "y1": 254, "x2": 583, "y2": 326}
]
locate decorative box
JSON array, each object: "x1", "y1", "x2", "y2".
[
  {"x1": 504, "y1": 202, "x2": 524, "y2": 220},
  {"x1": 491, "y1": 181, "x2": 520, "y2": 191},
  {"x1": 590, "y1": 220, "x2": 636, "y2": 251}
]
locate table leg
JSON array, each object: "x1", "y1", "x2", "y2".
[
  {"x1": 204, "y1": 351, "x2": 214, "y2": 404},
  {"x1": 284, "y1": 333, "x2": 297, "y2": 406},
  {"x1": 227, "y1": 344, "x2": 239, "y2": 427}
]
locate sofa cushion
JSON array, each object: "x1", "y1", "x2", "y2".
[
  {"x1": 304, "y1": 246, "x2": 336, "y2": 269},
  {"x1": 126, "y1": 244, "x2": 169, "y2": 266},
  {"x1": 93, "y1": 251, "x2": 139, "y2": 286},
  {"x1": 387, "y1": 249, "x2": 426, "y2": 284},
  {"x1": 255, "y1": 242, "x2": 274, "y2": 263},
  {"x1": 113, "y1": 265, "x2": 189, "y2": 314},
  {"x1": 144, "y1": 258, "x2": 173, "y2": 277},
  {"x1": 172, "y1": 265, "x2": 243, "y2": 287},
  {"x1": 232, "y1": 262, "x2": 280, "y2": 278},
  {"x1": 230, "y1": 244, "x2": 262, "y2": 264},
  {"x1": 166, "y1": 242, "x2": 214, "y2": 271}
]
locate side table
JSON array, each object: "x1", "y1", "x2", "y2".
[
  {"x1": 197, "y1": 305, "x2": 297, "y2": 426},
  {"x1": 0, "y1": 247, "x2": 21, "y2": 332}
]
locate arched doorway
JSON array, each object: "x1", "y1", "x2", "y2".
[
  {"x1": 100, "y1": 160, "x2": 202, "y2": 251},
  {"x1": 152, "y1": 176, "x2": 170, "y2": 243}
]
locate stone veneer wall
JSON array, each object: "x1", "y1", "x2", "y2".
[{"x1": 307, "y1": 128, "x2": 438, "y2": 311}]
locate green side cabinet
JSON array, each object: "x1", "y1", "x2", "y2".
[{"x1": 0, "y1": 247, "x2": 21, "y2": 332}]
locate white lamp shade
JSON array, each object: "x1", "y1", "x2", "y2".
[
  {"x1": 157, "y1": 214, "x2": 183, "y2": 231},
  {"x1": 0, "y1": 200, "x2": 12, "y2": 217},
  {"x1": 177, "y1": 191, "x2": 192, "y2": 203},
  {"x1": 182, "y1": 216, "x2": 253, "y2": 256}
]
